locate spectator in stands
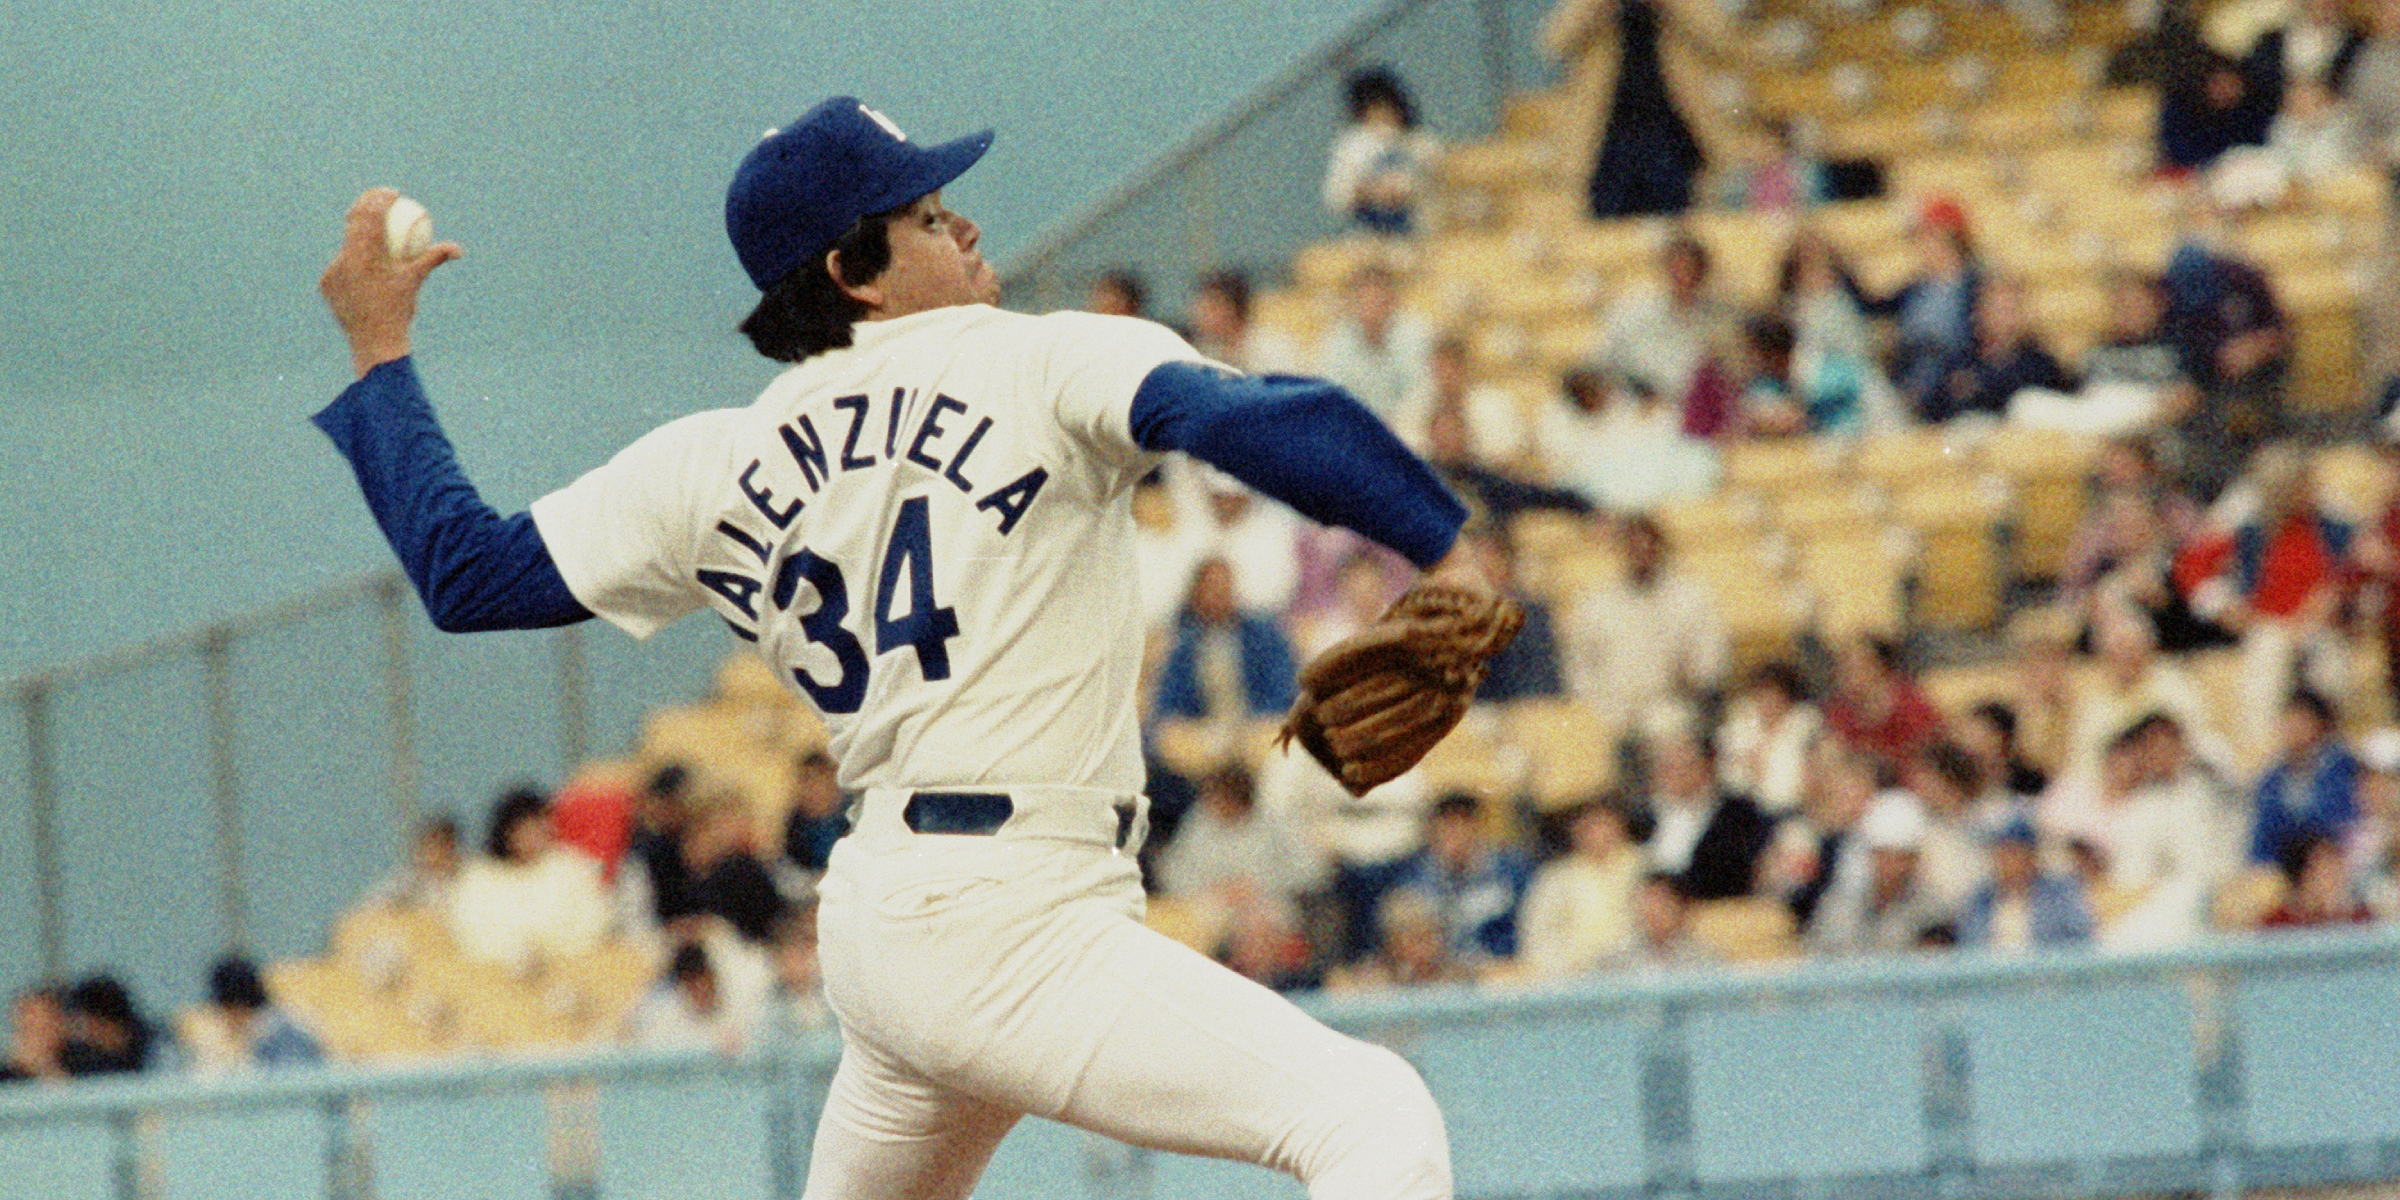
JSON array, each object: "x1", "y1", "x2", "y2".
[
  {"x1": 2209, "y1": 75, "x2": 2357, "y2": 208},
  {"x1": 1958, "y1": 700, "x2": 2051, "y2": 801},
  {"x1": 1327, "y1": 888, "x2": 1478, "y2": 990},
  {"x1": 1157, "y1": 765, "x2": 1325, "y2": 928},
  {"x1": 1218, "y1": 902, "x2": 1322, "y2": 994},
  {"x1": 1457, "y1": 526, "x2": 1563, "y2": 703},
  {"x1": 1863, "y1": 196, "x2": 1984, "y2": 409},
  {"x1": 678, "y1": 791, "x2": 788, "y2": 944},
  {"x1": 1922, "y1": 275, "x2": 2075, "y2": 424},
  {"x1": 1618, "y1": 872, "x2": 1713, "y2": 968},
  {"x1": 1591, "y1": 234, "x2": 1731, "y2": 407},
  {"x1": 61, "y1": 976, "x2": 159, "y2": 1076},
  {"x1": 1956, "y1": 819, "x2": 2094, "y2": 951},
  {"x1": 1809, "y1": 792, "x2": 1950, "y2": 954},
  {"x1": 2262, "y1": 832, "x2": 2375, "y2": 926},
  {"x1": 1716, "y1": 663, "x2": 1823, "y2": 817},
  {"x1": 1322, "y1": 67, "x2": 1438, "y2": 237},
  {"x1": 1901, "y1": 742, "x2": 1997, "y2": 921},
  {"x1": 2061, "y1": 604, "x2": 2236, "y2": 780},
  {"x1": 1518, "y1": 797, "x2": 1644, "y2": 980},
  {"x1": 1184, "y1": 270, "x2": 1303, "y2": 376},
  {"x1": 2160, "y1": 229, "x2": 2290, "y2": 500},
  {"x1": 1394, "y1": 333, "x2": 1530, "y2": 469},
  {"x1": 1710, "y1": 314, "x2": 1802, "y2": 437},
  {"x1": 2020, "y1": 273, "x2": 2200, "y2": 435},
  {"x1": 1563, "y1": 515, "x2": 1726, "y2": 723},
  {"x1": 628, "y1": 764, "x2": 696, "y2": 927},
  {"x1": 1190, "y1": 468, "x2": 1303, "y2": 616},
  {"x1": 2352, "y1": 419, "x2": 2400, "y2": 717},
  {"x1": 782, "y1": 749, "x2": 848, "y2": 875},
  {"x1": 0, "y1": 988, "x2": 68, "y2": 1084},
  {"x1": 1254, "y1": 748, "x2": 1434, "y2": 963},
  {"x1": 2249, "y1": 688, "x2": 2363, "y2": 867},
  {"x1": 357, "y1": 813, "x2": 463, "y2": 914},
  {"x1": 1291, "y1": 550, "x2": 1398, "y2": 661},
  {"x1": 2347, "y1": 2, "x2": 2400, "y2": 391},
  {"x1": 1420, "y1": 396, "x2": 1594, "y2": 524},
  {"x1": 627, "y1": 942, "x2": 750, "y2": 1053},
  {"x1": 2159, "y1": 43, "x2": 2274, "y2": 172},
  {"x1": 1571, "y1": 0, "x2": 1708, "y2": 218},
  {"x1": 1543, "y1": 371, "x2": 1721, "y2": 511},
  {"x1": 1084, "y1": 269, "x2": 1149, "y2": 320},
  {"x1": 449, "y1": 785, "x2": 614, "y2": 968},
  {"x1": 1151, "y1": 558, "x2": 1299, "y2": 779},
  {"x1": 2182, "y1": 446, "x2": 2352, "y2": 751},
  {"x1": 2256, "y1": 0, "x2": 2370, "y2": 101},
  {"x1": 1316, "y1": 263, "x2": 1432, "y2": 421},
  {"x1": 1776, "y1": 230, "x2": 1892, "y2": 434},
  {"x1": 1766, "y1": 739, "x2": 1879, "y2": 930},
  {"x1": 1640, "y1": 722, "x2": 1776, "y2": 900},
  {"x1": 1388, "y1": 793, "x2": 1533, "y2": 964},
  {"x1": 2103, "y1": 713, "x2": 2241, "y2": 948},
  {"x1": 179, "y1": 957, "x2": 322, "y2": 1076},
  {"x1": 2347, "y1": 727, "x2": 2400, "y2": 917},
  {"x1": 2061, "y1": 438, "x2": 2215, "y2": 647},
  {"x1": 550, "y1": 764, "x2": 639, "y2": 882},
  {"x1": 2039, "y1": 717, "x2": 2155, "y2": 871},
  {"x1": 1823, "y1": 637, "x2": 1947, "y2": 772}
]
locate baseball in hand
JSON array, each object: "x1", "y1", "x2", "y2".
[{"x1": 385, "y1": 196, "x2": 433, "y2": 260}]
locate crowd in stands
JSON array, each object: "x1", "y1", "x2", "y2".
[{"x1": 15, "y1": 0, "x2": 2400, "y2": 1079}]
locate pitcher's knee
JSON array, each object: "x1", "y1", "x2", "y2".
[{"x1": 1287, "y1": 1043, "x2": 1452, "y2": 1200}]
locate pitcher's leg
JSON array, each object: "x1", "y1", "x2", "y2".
[
  {"x1": 990, "y1": 913, "x2": 1451, "y2": 1200},
  {"x1": 799, "y1": 1037, "x2": 1022, "y2": 1200}
]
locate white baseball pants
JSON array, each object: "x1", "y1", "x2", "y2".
[{"x1": 799, "y1": 787, "x2": 1452, "y2": 1200}]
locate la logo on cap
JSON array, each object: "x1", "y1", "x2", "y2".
[{"x1": 859, "y1": 104, "x2": 908, "y2": 142}]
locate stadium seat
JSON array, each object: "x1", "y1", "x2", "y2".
[
  {"x1": 1688, "y1": 897, "x2": 1799, "y2": 961},
  {"x1": 1894, "y1": 478, "x2": 2006, "y2": 631},
  {"x1": 1501, "y1": 698, "x2": 1621, "y2": 811},
  {"x1": 1982, "y1": 428, "x2": 2099, "y2": 581}
]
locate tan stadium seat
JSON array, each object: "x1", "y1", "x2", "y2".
[
  {"x1": 1850, "y1": 431, "x2": 1972, "y2": 492},
  {"x1": 1921, "y1": 660, "x2": 2025, "y2": 718},
  {"x1": 1499, "y1": 697, "x2": 1621, "y2": 810},
  {"x1": 1795, "y1": 533, "x2": 1909, "y2": 637},
  {"x1": 1983, "y1": 427, "x2": 2100, "y2": 580},
  {"x1": 1689, "y1": 896, "x2": 1800, "y2": 962},
  {"x1": 1894, "y1": 478, "x2": 2008, "y2": 631},
  {"x1": 1722, "y1": 438, "x2": 1848, "y2": 494},
  {"x1": 1772, "y1": 482, "x2": 1885, "y2": 540}
]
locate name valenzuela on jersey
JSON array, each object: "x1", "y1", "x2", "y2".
[{"x1": 695, "y1": 383, "x2": 1050, "y2": 643}]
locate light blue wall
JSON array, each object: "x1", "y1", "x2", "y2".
[{"x1": 0, "y1": 0, "x2": 1393, "y2": 680}]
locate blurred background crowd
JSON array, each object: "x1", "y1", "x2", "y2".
[{"x1": 15, "y1": 0, "x2": 2400, "y2": 1081}]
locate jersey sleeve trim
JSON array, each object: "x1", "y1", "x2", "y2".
[{"x1": 311, "y1": 357, "x2": 594, "y2": 633}]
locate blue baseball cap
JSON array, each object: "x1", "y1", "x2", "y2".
[{"x1": 725, "y1": 97, "x2": 994, "y2": 291}]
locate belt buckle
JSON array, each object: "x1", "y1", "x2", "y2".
[{"x1": 903, "y1": 791, "x2": 1014, "y2": 835}]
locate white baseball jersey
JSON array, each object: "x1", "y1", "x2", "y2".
[{"x1": 529, "y1": 304, "x2": 1203, "y2": 793}]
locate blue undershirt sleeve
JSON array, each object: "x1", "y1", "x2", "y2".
[
  {"x1": 311, "y1": 357, "x2": 594, "y2": 633},
  {"x1": 1127, "y1": 362, "x2": 1467, "y2": 568}
]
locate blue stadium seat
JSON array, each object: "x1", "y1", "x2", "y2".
[
  {"x1": 594, "y1": 1073, "x2": 775, "y2": 1200},
  {"x1": 363, "y1": 1088, "x2": 551, "y2": 1200},
  {"x1": 1684, "y1": 998, "x2": 1931, "y2": 1185},
  {"x1": 2235, "y1": 966, "x2": 2400, "y2": 1152},
  {"x1": 149, "y1": 1105, "x2": 330, "y2": 1200},
  {"x1": 0, "y1": 1119, "x2": 116, "y2": 1200},
  {"x1": 1411, "y1": 1014, "x2": 1648, "y2": 1195},
  {"x1": 1956, "y1": 982, "x2": 2203, "y2": 1170}
]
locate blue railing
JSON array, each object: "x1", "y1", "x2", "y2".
[{"x1": 6, "y1": 928, "x2": 2397, "y2": 1200}]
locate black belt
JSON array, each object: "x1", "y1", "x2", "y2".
[{"x1": 903, "y1": 791, "x2": 1140, "y2": 848}]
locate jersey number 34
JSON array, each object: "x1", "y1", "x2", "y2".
[{"x1": 771, "y1": 496, "x2": 960, "y2": 714}]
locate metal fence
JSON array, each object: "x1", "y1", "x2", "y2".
[
  {"x1": 996, "y1": 0, "x2": 1562, "y2": 317},
  {"x1": 4, "y1": 929, "x2": 2398, "y2": 1200},
  {"x1": 0, "y1": 572, "x2": 729, "y2": 1012}
]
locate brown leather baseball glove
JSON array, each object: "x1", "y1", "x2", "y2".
[{"x1": 1277, "y1": 582, "x2": 1524, "y2": 796}]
